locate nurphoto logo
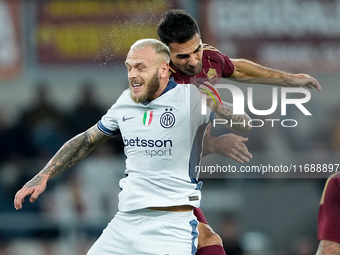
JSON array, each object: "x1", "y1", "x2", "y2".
[{"x1": 200, "y1": 84, "x2": 312, "y2": 128}]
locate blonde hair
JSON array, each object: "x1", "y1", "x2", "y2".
[{"x1": 130, "y1": 38, "x2": 170, "y2": 63}]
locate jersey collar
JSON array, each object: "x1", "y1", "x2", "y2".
[
  {"x1": 160, "y1": 77, "x2": 177, "y2": 96},
  {"x1": 141, "y1": 78, "x2": 178, "y2": 105}
]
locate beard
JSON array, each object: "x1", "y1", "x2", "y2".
[
  {"x1": 130, "y1": 70, "x2": 160, "y2": 103},
  {"x1": 183, "y1": 61, "x2": 202, "y2": 76}
]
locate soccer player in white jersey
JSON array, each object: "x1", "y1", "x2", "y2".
[{"x1": 14, "y1": 39, "x2": 251, "y2": 255}]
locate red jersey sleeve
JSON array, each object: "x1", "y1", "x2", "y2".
[
  {"x1": 194, "y1": 207, "x2": 208, "y2": 224},
  {"x1": 318, "y1": 173, "x2": 340, "y2": 243}
]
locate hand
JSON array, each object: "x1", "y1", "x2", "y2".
[
  {"x1": 14, "y1": 174, "x2": 48, "y2": 210},
  {"x1": 204, "y1": 134, "x2": 253, "y2": 163},
  {"x1": 287, "y1": 73, "x2": 322, "y2": 91}
]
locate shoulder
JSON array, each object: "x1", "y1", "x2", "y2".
[
  {"x1": 105, "y1": 88, "x2": 132, "y2": 111},
  {"x1": 203, "y1": 43, "x2": 222, "y2": 53},
  {"x1": 202, "y1": 43, "x2": 232, "y2": 66},
  {"x1": 320, "y1": 172, "x2": 340, "y2": 205},
  {"x1": 119, "y1": 88, "x2": 131, "y2": 97},
  {"x1": 170, "y1": 83, "x2": 200, "y2": 99},
  {"x1": 177, "y1": 83, "x2": 199, "y2": 91},
  {"x1": 159, "y1": 83, "x2": 189, "y2": 101},
  {"x1": 173, "y1": 83, "x2": 193, "y2": 98},
  {"x1": 203, "y1": 43, "x2": 225, "y2": 58},
  {"x1": 171, "y1": 83, "x2": 190, "y2": 92},
  {"x1": 202, "y1": 43, "x2": 235, "y2": 77},
  {"x1": 326, "y1": 172, "x2": 340, "y2": 191},
  {"x1": 116, "y1": 89, "x2": 132, "y2": 103},
  {"x1": 188, "y1": 83, "x2": 202, "y2": 100}
]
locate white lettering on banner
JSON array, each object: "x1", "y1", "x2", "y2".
[
  {"x1": 212, "y1": 119, "x2": 298, "y2": 128},
  {"x1": 201, "y1": 85, "x2": 311, "y2": 116},
  {"x1": 211, "y1": 0, "x2": 340, "y2": 37}
]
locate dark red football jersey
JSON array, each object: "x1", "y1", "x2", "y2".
[
  {"x1": 169, "y1": 44, "x2": 234, "y2": 138},
  {"x1": 318, "y1": 172, "x2": 340, "y2": 243},
  {"x1": 169, "y1": 43, "x2": 235, "y2": 85},
  {"x1": 194, "y1": 207, "x2": 208, "y2": 224},
  {"x1": 170, "y1": 44, "x2": 235, "y2": 224}
]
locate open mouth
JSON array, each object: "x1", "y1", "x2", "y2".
[{"x1": 132, "y1": 83, "x2": 142, "y2": 88}]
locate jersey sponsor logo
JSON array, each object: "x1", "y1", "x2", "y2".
[
  {"x1": 207, "y1": 68, "x2": 217, "y2": 79},
  {"x1": 123, "y1": 137, "x2": 173, "y2": 148},
  {"x1": 124, "y1": 137, "x2": 173, "y2": 157},
  {"x1": 160, "y1": 108, "x2": 175, "y2": 128},
  {"x1": 143, "y1": 111, "x2": 153, "y2": 126},
  {"x1": 122, "y1": 116, "x2": 135, "y2": 122}
]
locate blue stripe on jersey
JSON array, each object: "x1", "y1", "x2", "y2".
[
  {"x1": 142, "y1": 78, "x2": 178, "y2": 105},
  {"x1": 160, "y1": 77, "x2": 177, "y2": 96},
  {"x1": 189, "y1": 123, "x2": 210, "y2": 183},
  {"x1": 188, "y1": 111, "x2": 215, "y2": 183},
  {"x1": 190, "y1": 219, "x2": 198, "y2": 255},
  {"x1": 210, "y1": 111, "x2": 216, "y2": 123},
  {"x1": 97, "y1": 120, "x2": 121, "y2": 136}
]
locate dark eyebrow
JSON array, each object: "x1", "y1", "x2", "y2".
[
  {"x1": 176, "y1": 53, "x2": 190, "y2": 58},
  {"x1": 194, "y1": 44, "x2": 201, "y2": 53},
  {"x1": 176, "y1": 44, "x2": 201, "y2": 58}
]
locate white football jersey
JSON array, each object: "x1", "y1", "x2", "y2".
[{"x1": 98, "y1": 79, "x2": 214, "y2": 212}]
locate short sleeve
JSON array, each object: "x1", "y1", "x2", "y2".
[
  {"x1": 97, "y1": 104, "x2": 121, "y2": 136},
  {"x1": 318, "y1": 174, "x2": 340, "y2": 243}
]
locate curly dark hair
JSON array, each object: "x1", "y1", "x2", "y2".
[{"x1": 157, "y1": 9, "x2": 200, "y2": 46}]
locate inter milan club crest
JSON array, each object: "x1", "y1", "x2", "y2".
[
  {"x1": 143, "y1": 111, "x2": 153, "y2": 126},
  {"x1": 160, "y1": 108, "x2": 175, "y2": 128}
]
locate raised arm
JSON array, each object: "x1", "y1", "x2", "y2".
[
  {"x1": 14, "y1": 124, "x2": 113, "y2": 210},
  {"x1": 210, "y1": 99, "x2": 252, "y2": 133},
  {"x1": 229, "y1": 58, "x2": 322, "y2": 91}
]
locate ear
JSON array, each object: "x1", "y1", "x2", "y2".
[{"x1": 159, "y1": 62, "x2": 169, "y2": 78}]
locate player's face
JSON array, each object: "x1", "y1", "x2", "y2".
[
  {"x1": 125, "y1": 47, "x2": 161, "y2": 103},
  {"x1": 168, "y1": 33, "x2": 203, "y2": 76}
]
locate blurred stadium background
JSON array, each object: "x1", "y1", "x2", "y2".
[{"x1": 1, "y1": 0, "x2": 340, "y2": 254}]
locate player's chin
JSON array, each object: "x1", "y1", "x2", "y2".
[
  {"x1": 185, "y1": 66, "x2": 202, "y2": 76},
  {"x1": 184, "y1": 69, "x2": 200, "y2": 76}
]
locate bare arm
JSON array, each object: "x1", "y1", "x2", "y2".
[
  {"x1": 316, "y1": 240, "x2": 340, "y2": 255},
  {"x1": 14, "y1": 124, "x2": 113, "y2": 210},
  {"x1": 229, "y1": 58, "x2": 322, "y2": 91},
  {"x1": 202, "y1": 134, "x2": 253, "y2": 163},
  {"x1": 210, "y1": 99, "x2": 252, "y2": 133}
]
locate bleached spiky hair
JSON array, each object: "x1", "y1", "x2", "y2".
[{"x1": 130, "y1": 38, "x2": 170, "y2": 63}]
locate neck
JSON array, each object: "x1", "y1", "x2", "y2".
[{"x1": 152, "y1": 78, "x2": 169, "y2": 99}]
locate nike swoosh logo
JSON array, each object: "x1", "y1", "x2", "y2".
[{"x1": 122, "y1": 116, "x2": 135, "y2": 122}]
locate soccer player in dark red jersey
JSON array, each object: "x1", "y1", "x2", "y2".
[
  {"x1": 157, "y1": 9, "x2": 322, "y2": 255},
  {"x1": 316, "y1": 172, "x2": 340, "y2": 255},
  {"x1": 158, "y1": 9, "x2": 321, "y2": 164}
]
